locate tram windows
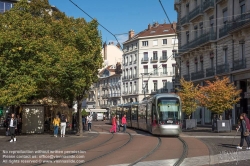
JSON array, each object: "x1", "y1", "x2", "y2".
[
  {"x1": 131, "y1": 106, "x2": 138, "y2": 120},
  {"x1": 157, "y1": 98, "x2": 180, "y2": 124},
  {"x1": 152, "y1": 104, "x2": 157, "y2": 126}
]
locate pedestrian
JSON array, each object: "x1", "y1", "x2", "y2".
[
  {"x1": 8, "y1": 113, "x2": 17, "y2": 142},
  {"x1": 4, "y1": 114, "x2": 11, "y2": 136},
  {"x1": 60, "y1": 114, "x2": 67, "y2": 137},
  {"x1": 121, "y1": 114, "x2": 127, "y2": 132},
  {"x1": 82, "y1": 115, "x2": 86, "y2": 131},
  {"x1": 87, "y1": 113, "x2": 93, "y2": 132},
  {"x1": 110, "y1": 115, "x2": 116, "y2": 133},
  {"x1": 53, "y1": 115, "x2": 60, "y2": 137},
  {"x1": 116, "y1": 116, "x2": 120, "y2": 132},
  {"x1": 236, "y1": 113, "x2": 250, "y2": 149}
]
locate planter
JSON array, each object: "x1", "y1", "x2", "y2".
[
  {"x1": 183, "y1": 119, "x2": 197, "y2": 129},
  {"x1": 212, "y1": 119, "x2": 232, "y2": 132}
]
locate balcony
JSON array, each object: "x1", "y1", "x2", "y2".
[
  {"x1": 100, "y1": 104, "x2": 110, "y2": 108},
  {"x1": 141, "y1": 57, "x2": 149, "y2": 63},
  {"x1": 129, "y1": 61, "x2": 132, "y2": 65},
  {"x1": 160, "y1": 56, "x2": 168, "y2": 62},
  {"x1": 180, "y1": 15, "x2": 189, "y2": 26},
  {"x1": 189, "y1": 5, "x2": 203, "y2": 22},
  {"x1": 206, "y1": 67, "x2": 215, "y2": 77},
  {"x1": 160, "y1": 72, "x2": 168, "y2": 76},
  {"x1": 191, "y1": 70, "x2": 204, "y2": 80},
  {"x1": 133, "y1": 90, "x2": 139, "y2": 94},
  {"x1": 151, "y1": 89, "x2": 159, "y2": 94},
  {"x1": 133, "y1": 74, "x2": 138, "y2": 78},
  {"x1": 219, "y1": 23, "x2": 232, "y2": 38},
  {"x1": 216, "y1": 63, "x2": 229, "y2": 75},
  {"x1": 183, "y1": 74, "x2": 190, "y2": 81},
  {"x1": 110, "y1": 93, "x2": 121, "y2": 97},
  {"x1": 150, "y1": 57, "x2": 158, "y2": 63},
  {"x1": 188, "y1": 31, "x2": 216, "y2": 51},
  {"x1": 203, "y1": 0, "x2": 215, "y2": 12},
  {"x1": 230, "y1": 12, "x2": 250, "y2": 33},
  {"x1": 151, "y1": 72, "x2": 159, "y2": 76},
  {"x1": 124, "y1": 62, "x2": 128, "y2": 66},
  {"x1": 232, "y1": 58, "x2": 246, "y2": 71},
  {"x1": 216, "y1": 0, "x2": 228, "y2": 4},
  {"x1": 134, "y1": 60, "x2": 137, "y2": 64}
]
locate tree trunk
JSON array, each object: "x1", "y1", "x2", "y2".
[{"x1": 77, "y1": 100, "x2": 83, "y2": 136}]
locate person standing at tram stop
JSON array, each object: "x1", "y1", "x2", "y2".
[
  {"x1": 8, "y1": 113, "x2": 17, "y2": 142},
  {"x1": 87, "y1": 113, "x2": 93, "y2": 132},
  {"x1": 236, "y1": 113, "x2": 250, "y2": 149},
  {"x1": 110, "y1": 115, "x2": 116, "y2": 133},
  {"x1": 122, "y1": 114, "x2": 127, "y2": 132},
  {"x1": 53, "y1": 115, "x2": 60, "y2": 137},
  {"x1": 60, "y1": 114, "x2": 67, "y2": 137}
]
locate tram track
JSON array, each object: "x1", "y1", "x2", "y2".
[
  {"x1": 173, "y1": 137, "x2": 188, "y2": 166},
  {"x1": 127, "y1": 137, "x2": 162, "y2": 166}
]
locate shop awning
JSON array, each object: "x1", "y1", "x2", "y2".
[{"x1": 87, "y1": 109, "x2": 107, "y2": 112}]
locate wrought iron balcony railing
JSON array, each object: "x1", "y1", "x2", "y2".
[
  {"x1": 183, "y1": 74, "x2": 190, "y2": 81},
  {"x1": 141, "y1": 58, "x2": 149, "y2": 63},
  {"x1": 216, "y1": 63, "x2": 229, "y2": 75},
  {"x1": 189, "y1": 5, "x2": 203, "y2": 21},
  {"x1": 150, "y1": 57, "x2": 158, "y2": 63},
  {"x1": 206, "y1": 67, "x2": 215, "y2": 77},
  {"x1": 191, "y1": 70, "x2": 204, "y2": 80},
  {"x1": 232, "y1": 58, "x2": 246, "y2": 71},
  {"x1": 203, "y1": 0, "x2": 215, "y2": 12}
]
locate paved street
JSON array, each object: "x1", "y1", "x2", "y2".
[{"x1": 0, "y1": 122, "x2": 250, "y2": 166}]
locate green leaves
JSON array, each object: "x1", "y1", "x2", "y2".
[{"x1": 0, "y1": 0, "x2": 103, "y2": 106}]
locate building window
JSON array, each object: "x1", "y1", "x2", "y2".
[
  {"x1": 153, "y1": 51, "x2": 158, "y2": 60},
  {"x1": 186, "y1": 3, "x2": 189, "y2": 14},
  {"x1": 163, "y1": 65, "x2": 167, "y2": 74},
  {"x1": 194, "y1": 26, "x2": 198, "y2": 39},
  {"x1": 200, "y1": 61, "x2": 203, "y2": 71},
  {"x1": 153, "y1": 81, "x2": 158, "y2": 91},
  {"x1": 223, "y1": 8, "x2": 228, "y2": 24},
  {"x1": 163, "y1": 39, "x2": 167, "y2": 44},
  {"x1": 153, "y1": 40, "x2": 158, "y2": 46},
  {"x1": 126, "y1": 46, "x2": 129, "y2": 51},
  {"x1": 134, "y1": 67, "x2": 137, "y2": 76},
  {"x1": 144, "y1": 66, "x2": 148, "y2": 74},
  {"x1": 240, "y1": 42, "x2": 245, "y2": 59},
  {"x1": 143, "y1": 52, "x2": 148, "y2": 61},
  {"x1": 223, "y1": 48, "x2": 228, "y2": 63},
  {"x1": 187, "y1": 66, "x2": 189, "y2": 75},
  {"x1": 186, "y1": 31, "x2": 189, "y2": 43},
  {"x1": 134, "y1": 81, "x2": 137, "y2": 91},
  {"x1": 134, "y1": 54, "x2": 137, "y2": 61},
  {"x1": 123, "y1": 84, "x2": 125, "y2": 93},
  {"x1": 130, "y1": 82, "x2": 132, "y2": 93},
  {"x1": 200, "y1": 22, "x2": 203, "y2": 35},
  {"x1": 143, "y1": 81, "x2": 148, "y2": 92},
  {"x1": 130, "y1": 68, "x2": 132, "y2": 77},
  {"x1": 172, "y1": 64, "x2": 176, "y2": 74},
  {"x1": 195, "y1": 63, "x2": 198, "y2": 72},
  {"x1": 240, "y1": 1, "x2": 245, "y2": 14},
  {"x1": 153, "y1": 65, "x2": 158, "y2": 75},
  {"x1": 163, "y1": 81, "x2": 167, "y2": 91},
  {"x1": 209, "y1": 16, "x2": 214, "y2": 32},
  {"x1": 130, "y1": 55, "x2": 132, "y2": 62},
  {"x1": 126, "y1": 83, "x2": 128, "y2": 93},
  {"x1": 142, "y1": 41, "x2": 148, "y2": 46},
  {"x1": 126, "y1": 56, "x2": 128, "y2": 64},
  {"x1": 210, "y1": 58, "x2": 214, "y2": 68},
  {"x1": 162, "y1": 51, "x2": 167, "y2": 59},
  {"x1": 131, "y1": 44, "x2": 133, "y2": 49}
]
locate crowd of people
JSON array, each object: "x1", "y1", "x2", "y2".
[{"x1": 110, "y1": 114, "x2": 127, "y2": 133}]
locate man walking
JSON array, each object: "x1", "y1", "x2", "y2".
[
  {"x1": 87, "y1": 113, "x2": 93, "y2": 132},
  {"x1": 8, "y1": 113, "x2": 17, "y2": 142},
  {"x1": 122, "y1": 114, "x2": 127, "y2": 132}
]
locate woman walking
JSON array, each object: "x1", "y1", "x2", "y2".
[
  {"x1": 110, "y1": 115, "x2": 116, "y2": 133},
  {"x1": 122, "y1": 114, "x2": 127, "y2": 132},
  {"x1": 8, "y1": 113, "x2": 17, "y2": 142},
  {"x1": 236, "y1": 113, "x2": 250, "y2": 149},
  {"x1": 60, "y1": 114, "x2": 67, "y2": 137},
  {"x1": 53, "y1": 115, "x2": 60, "y2": 137},
  {"x1": 116, "y1": 116, "x2": 120, "y2": 132}
]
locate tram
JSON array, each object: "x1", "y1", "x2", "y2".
[{"x1": 110, "y1": 93, "x2": 182, "y2": 136}]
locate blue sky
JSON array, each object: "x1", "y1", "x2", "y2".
[{"x1": 48, "y1": 0, "x2": 177, "y2": 46}]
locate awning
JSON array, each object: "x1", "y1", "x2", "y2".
[{"x1": 87, "y1": 108, "x2": 107, "y2": 112}]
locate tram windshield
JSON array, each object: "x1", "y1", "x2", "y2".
[{"x1": 157, "y1": 98, "x2": 180, "y2": 123}]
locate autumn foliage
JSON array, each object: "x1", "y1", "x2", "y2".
[
  {"x1": 177, "y1": 78, "x2": 200, "y2": 118},
  {"x1": 198, "y1": 76, "x2": 241, "y2": 115}
]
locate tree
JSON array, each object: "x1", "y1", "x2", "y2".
[
  {"x1": 198, "y1": 76, "x2": 241, "y2": 118},
  {"x1": 177, "y1": 78, "x2": 200, "y2": 119},
  {"x1": 0, "y1": 0, "x2": 103, "y2": 135}
]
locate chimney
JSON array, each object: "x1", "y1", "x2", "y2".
[
  {"x1": 111, "y1": 42, "x2": 114, "y2": 45},
  {"x1": 148, "y1": 24, "x2": 152, "y2": 30},
  {"x1": 116, "y1": 43, "x2": 121, "y2": 49},
  {"x1": 172, "y1": 22, "x2": 177, "y2": 31},
  {"x1": 128, "y1": 30, "x2": 135, "y2": 40}
]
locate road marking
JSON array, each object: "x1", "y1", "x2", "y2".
[{"x1": 109, "y1": 151, "x2": 250, "y2": 166}]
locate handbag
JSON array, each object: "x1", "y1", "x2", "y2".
[{"x1": 244, "y1": 129, "x2": 250, "y2": 136}]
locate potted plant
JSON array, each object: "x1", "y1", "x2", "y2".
[
  {"x1": 177, "y1": 78, "x2": 199, "y2": 129},
  {"x1": 198, "y1": 77, "x2": 241, "y2": 132}
]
